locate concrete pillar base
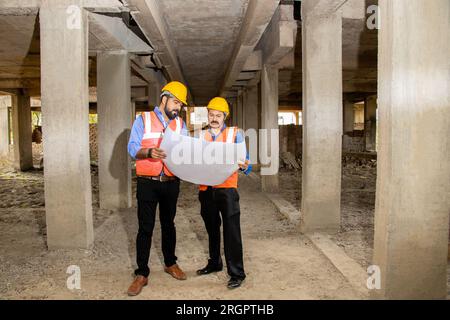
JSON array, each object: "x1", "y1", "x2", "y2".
[{"x1": 261, "y1": 175, "x2": 279, "y2": 193}]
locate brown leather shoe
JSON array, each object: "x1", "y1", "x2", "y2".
[
  {"x1": 164, "y1": 264, "x2": 187, "y2": 280},
  {"x1": 127, "y1": 275, "x2": 148, "y2": 296}
]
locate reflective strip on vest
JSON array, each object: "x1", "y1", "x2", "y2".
[
  {"x1": 199, "y1": 127, "x2": 235, "y2": 143},
  {"x1": 142, "y1": 112, "x2": 182, "y2": 138},
  {"x1": 198, "y1": 126, "x2": 239, "y2": 190},
  {"x1": 174, "y1": 117, "x2": 181, "y2": 134},
  {"x1": 226, "y1": 127, "x2": 235, "y2": 143},
  {"x1": 143, "y1": 112, "x2": 161, "y2": 139}
]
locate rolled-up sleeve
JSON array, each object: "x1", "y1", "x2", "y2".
[{"x1": 128, "y1": 115, "x2": 144, "y2": 160}]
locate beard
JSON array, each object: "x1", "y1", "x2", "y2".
[{"x1": 164, "y1": 106, "x2": 178, "y2": 120}]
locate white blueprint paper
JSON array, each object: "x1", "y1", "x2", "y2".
[{"x1": 160, "y1": 129, "x2": 247, "y2": 185}]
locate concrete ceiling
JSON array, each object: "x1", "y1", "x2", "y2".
[
  {"x1": 0, "y1": 1, "x2": 379, "y2": 107},
  {"x1": 0, "y1": 12, "x2": 40, "y2": 93},
  {"x1": 158, "y1": 0, "x2": 250, "y2": 105}
]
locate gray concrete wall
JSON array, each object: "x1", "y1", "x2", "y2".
[
  {"x1": 301, "y1": 2, "x2": 342, "y2": 233},
  {"x1": 40, "y1": 1, "x2": 93, "y2": 249},
  {"x1": 97, "y1": 51, "x2": 132, "y2": 210},
  {"x1": 373, "y1": 0, "x2": 450, "y2": 299}
]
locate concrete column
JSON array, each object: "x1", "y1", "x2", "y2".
[
  {"x1": 373, "y1": 0, "x2": 450, "y2": 299},
  {"x1": 243, "y1": 85, "x2": 259, "y2": 169},
  {"x1": 0, "y1": 96, "x2": 10, "y2": 157},
  {"x1": 301, "y1": 4, "x2": 342, "y2": 233},
  {"x1": 243, "y1": 85, "x2": 259, "y2": 132},
  {"x1": 97, "y1": 51, "x2": 132, "y2": 210},
  {"x1": 364, "y1": 95, "x2": 377, "y2": 152},
  {"x1": 40, "y1": 1, "x2": 93, "y2": 249},
  {"x1": 11, "y1": 92, "x2": 33, "y2": 171},
  {"x1": 236, "y1": 90, "x2": 244, "y2": 130},
  {"x1": 343, "y1": 100, "x2": 355, "y2": 134},
  {"x1": 230, "y1": 97, "x2": 238, "y2": 127},
  {"x1": 131, "y1": 101, "x2": 136, "y2": 120},
  {"x1": 260, "y1": 64, "x2": 279, "y2": 192}
]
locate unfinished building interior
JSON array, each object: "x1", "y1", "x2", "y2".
[{"x1": 0, "y1": 0, "x2": 449, "y2": 300}]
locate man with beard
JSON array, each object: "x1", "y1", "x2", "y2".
[{"x1": 126, "y1": 81, "x2": 189, "y2": 296}]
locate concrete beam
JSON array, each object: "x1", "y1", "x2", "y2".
[
  {"x1": 131, "y1": 87, "x2": 147, "y2": 100},
  {"x1": 302, "y1": 0, "x2": 348, "y2": 16},
  {"x1": 40, "y1": 1, "x2": 93, "y2": 249},
  {"x1": 238, "y1": 72, "x2": 257, "y2": 81},
  {"x1": 123, "y1": 1, "x2": 187, "y2": 85},
  {"x1": 220, "y1": 0, "x2": 280, "y2": 95},
  {"x1": 373, "y1": 0, "x2": 450, "y2": 299},
  {"x1": 0, "y1": 0, "x2": 124, "y2": 12},
  {"x1": 0, "y1": 79, "x2": 40, "y2": 89},
  {"x1": 242, "y1": 50, "x2": 263, "y2": 72},
  {"x1": 131, "y1": 75, "x2": 147, "y2": 87},
  {"x1": 88, "y1": 12, "x2": 152, "y2": 54},
  {"x1": 258, "y1": 5, "x2": 297, "y2": 66},
  {"x1": 342, "y1": 0, "x2": 366, "y2": 19},
  {"x1": 0, "y1": 15, "x2": 37, "y2": 64},
  {"x1": 247, "y1": 71, "x2": 261, "y2": 87},
  {"x1": 130, "y1": 59, "x2": 159, "y2": 84}
]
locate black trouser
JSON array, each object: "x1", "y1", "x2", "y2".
[
  {"x1": 199, "y1": 187, "x2": 246, "y2": 280},
  {"x1": 135, "y1": 177, "x2": 180, "y2": 277}
]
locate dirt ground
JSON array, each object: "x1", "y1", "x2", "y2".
[
  {"x1": 0, "y1": 151, "x2": 368, "y2": 299},
  {"x1": 278, "y1": 157, "x2": 377, "y2": 269}
]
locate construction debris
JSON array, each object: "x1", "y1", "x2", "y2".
[{"x1": 280, "y1": 151, "x2": 301, "y2": 170}]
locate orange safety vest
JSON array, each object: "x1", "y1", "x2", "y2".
[
  {"x1": 135, "y1": 111, "x2": 182, "y2": 177},
  {"x1": 199, "y1": 126, "x2": 238, "y2": 191}
]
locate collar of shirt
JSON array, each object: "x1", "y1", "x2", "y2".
[
  {"x1": 209, "y1": 124, "x2": 227, "y2": 141},
  {"x1": 153, "y1": 106, "x2": 179, "y2": 129}
]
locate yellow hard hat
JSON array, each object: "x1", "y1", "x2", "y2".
[
  {"x1": 161, "y1": 81, "x2": 188, "y2": 105},
  {"x1": 206, "y1": 97, "x2": 230, "y2": 118}
]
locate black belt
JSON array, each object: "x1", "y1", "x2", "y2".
[{"x1": 137, "y1": 175, "x2": 178, "y2": 182}]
